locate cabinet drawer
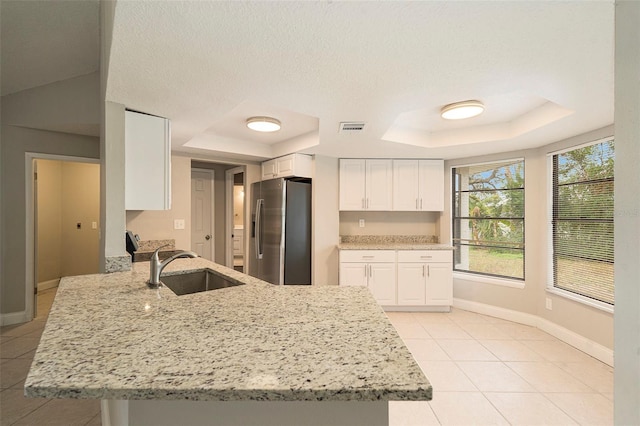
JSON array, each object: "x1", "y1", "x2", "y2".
[
  {"x1": 397, "y1": 250, "x2": 451, "y2": 263},
  {"x1": 340, "y1": 250, "x2": 396, "y2": 263}
]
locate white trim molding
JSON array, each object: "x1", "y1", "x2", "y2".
[
  {"x1": 37, "y1": 278, "x2": 60, "y2": 292},
  {"x1": 453, "y1": 272, "x2": 525, "y2": 289},
  {"x1": 1, "y1": 311, "x2": 28, "y2": 326},
  {"x1": 453, "y1": 297, "x2": 614, "y2": 367}
]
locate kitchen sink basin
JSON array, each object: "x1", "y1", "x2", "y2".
[{"x1": 160, "y1": 270, "x2": 244, "y2": 296}]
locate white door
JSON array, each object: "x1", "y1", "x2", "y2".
[
  {"x1": 339, "y1": 263, "x2": 368, "y2": 286},
  {"x1": 368, "y1": 263, "x2": 397, "y2": 305},
  {"x1": 426, "y1": 263, "x2": 453, "y2": 305},
  {"x1": 366, "y1": 159, "x2": 393, "y2": 211},
  {"x1": 339, "y1": 159, "x2": 366, "y2": 210},
  {"x1": 419, "y1": 160, "x2": 445, "y2": 211},
  {"x1": 393, "y1": 160, "x2": 420, "y2": 211},
  {"x1": 191, "y1": 169, "x2": 214, "y2": 260},
  {"x1": 397, "y1": 263, "x2": 426, "y2": 305}
]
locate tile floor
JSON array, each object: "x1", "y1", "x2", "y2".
[
  {"x1": 386, "y1": 310, "x2": 614, "y2": 425},
  {"x1": 0, "y1": 288, "x2": 614, "y2": 425}
]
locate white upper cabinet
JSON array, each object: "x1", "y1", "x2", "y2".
[
  {"x1": 393, "y1": 159, "x2": 444, "y2": 211},
  {"x1": 125, "y1": 110, "x2": 171, "y2": 211},
  {"x1": 339, "y1": 159, "x2": 392, "y2": 211},
  {"x1": 261, "y1": 153, "x2": 312, "y2": 180}
]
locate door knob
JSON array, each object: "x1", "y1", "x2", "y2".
[{"x1": 205, "y1": 235, "x2": 211, "y2": 240}]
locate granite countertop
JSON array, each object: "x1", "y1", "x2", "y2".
[
  {"x1": 339, "y1": 242, "x2": 454, "y2": 250},
  {"x1": 25, "y1": 258, "x2": 431, "y2": 402},
  {"x1": 338, "y1": 235, "x2": 454, "y2": 251}
]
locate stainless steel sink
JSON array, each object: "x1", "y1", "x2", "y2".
[{"x1": 160, "y1": 270, "x2": 244, "y2": 296}]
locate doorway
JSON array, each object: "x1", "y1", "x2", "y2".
[
  {"x1": 225, "y1": 168, "x2": 245, "y2": 272},
  {"x1": 26, "y1": 154, "x2": 100, "y2": 321},
  {"x1": 191, "y1": 169, "x2": 215, "y2": 260}
]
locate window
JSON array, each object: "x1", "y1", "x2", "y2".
[
  {"x1": 550, "y1": 139, "x2": 614, "y2": 305},
  {"x1": 452, "y1": 160, "x2": 525, "y2": 280}
]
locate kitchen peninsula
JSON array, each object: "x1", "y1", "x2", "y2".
[{"x1": 25, "y1": 258, "x2": 431, "y2": 426}]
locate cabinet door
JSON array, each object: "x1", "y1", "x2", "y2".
[
  {"x1": 368, "y1": 263, "x2": 397, "y2": 305},
  {"x1": 339, "y1": 159, "x2": 366, "y2": 210},
  {"x1": 426, "y1": 263, "x2": 453, "y2": 305},
  {"x1": 419, "y1": 160, "x2": 444, "y2": 211},
  {"x1": 262, "y1": 160, "x2": 277, "y2": 180},
  {"x1": 125, "y1": 110, "x2": 171, "y2": 210},
  {"x1": 276, "y1": 155, "x2": 295, "y2": 178},
  {"x1": 366, "y1": 159, "x2": 393, "y2": 211},
  {"x1": 393, "y1": 160, "x2": 420, "y2": 211},
  {"x1": 397, "y1": 263, "x2": 426, "y2": 305},
  {"x1": 339, "y1": 263, "x2": 367, "y2": 287}
]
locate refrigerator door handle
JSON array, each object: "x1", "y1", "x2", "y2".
[{"x1": 255, "y1": 199, "x2": 264, "y2": 259}]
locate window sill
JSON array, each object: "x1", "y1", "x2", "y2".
[
  {"x1": 546, "y1": 287, "x2": 614, "y2": 314},
  {"x1": 453, "y1": 272, "x2": 525, "y2": 289}
]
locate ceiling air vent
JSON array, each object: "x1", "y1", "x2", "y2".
[{"x1": 339, "y1": 121, "x2": 366, "y2": 134}]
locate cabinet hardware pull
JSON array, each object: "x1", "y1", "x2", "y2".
[
  {"x1": 362, "y1": 256, "x2": 375, "y2": 258},
  {"x1": 366, "y1": 198, "x2": 369, "y2": 209},
  {"x1": 422, "y1": 265, "x2": 426, "y2": 277},
  {"x1": 416, "y1": 199, "x2": 419, "y2": 210},
  {"x1": 420, "y1": 198, "x2": 423, "y2": 209},
  {"x1": 428, "y1": 265, "x2": 430, "y2": 277},
  {"x1": 362, "y1": 198, "x2": 365, "y2": 209},
  {"x1": 420, "y1": 256, "x2": 432, "y2": 259}
]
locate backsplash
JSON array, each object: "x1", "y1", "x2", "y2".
[{"x1": 340, "y1": 235, "x2": 439, "y2": 244}]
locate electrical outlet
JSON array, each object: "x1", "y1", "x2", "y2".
[
  {"x1": 545, "y1": 298, "x2": 553, "y2": 310},
  {"x1": 92, "y1": 221, "x2": 97, "y2": 229},
  {"x1": 174, "y1": 219, "x2": 186, "y2": 230},
  {"x1": 359, "y1": 219, "x2": 365, "y2": 228}
]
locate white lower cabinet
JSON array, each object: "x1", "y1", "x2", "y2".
[
  {"x1": 340, "y1": 249, "x2": 452, "y2": 309},
  {"x1": 397, "y1": 251, "x2": 453, "y2": 307},
  {"x1": 339, "y1": 250, "x2": 396, "y2": 305}
]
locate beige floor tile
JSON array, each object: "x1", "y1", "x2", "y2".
[
  {"x1": 456, "y1": 361, "x2": 535, "y2": 392},
  {"x1": 413, "y1": 313, "x2": 454, "y2": 325},
  {"x1": 417, "y1": 360, "x2": 477, "y2": 392},
  {"x1": 1, "y1": 319, "x2": 46, "y2": 338},
  {"x1": 0, "y1": 337, "x2": 41, "y2": 359},
  {"x1": 12, "y1": 398, "x2": 101, "y2": 426},
  {"x1": 457, "y1": 323, "x2": 511, "y2": 340},
  {"x1": 85, "y1": 413, "x2": 103, "y2": 426},
  {"x1": 436, "y1": 340, "x2": 498, "y2": 361},
  {"x1": 602, "y1": 392, "x2": 614, "y2": 401},
  {"x1": 521, "y1": 340, "x2": 596, "y2": 363},
  {"x1": 547, "y1": 393, "x2": 613, "y2": 425},
  {"x1": 421, "y1": 323, "x2": 471, "y2": 339},
  {"x1": 403, "y1": 339, "x2": 450, "y2": 361},
  {"x1": 1, "y1": 358, "x2": 33, "y2": 389},
  {"x1": 428, "y1": 391, "x2": 509, "y2": 425},
  {"x1": 505, "y1": 362, "x2": 594, "y2": 393},
  {"x1": 492, "y1": 322, "x2": 556, "y2": 340},
  {"x1": 392, "y1": 322, "x2": 431, "y2": 339},
  {"x1": 555, "y1": 360, "x2": 614, "y2": 394},
  {"x1": 385, "y1": 312, "x2": 418, "y2": 325},
  {"x1": 447, "y1": 309, "x2": 490, "y2": 324},
  {"x1": 478, "y1": 339, "x2": 544, "y2": 362},
  {"x1": 0, "y1": 389, "x2": 50, "y2": 426},
  {"x1": 485, "y1": 392, "x2": 578, "y2": 425},
  {"x1": 389, "y1": 401, "x2": 440, "y2": 426}
]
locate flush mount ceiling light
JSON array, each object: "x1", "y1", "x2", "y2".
[
  {"x1": 440, "y1": 100, "x2": 485, "y2": 120},
  {"x1": 246, "y1": 116, "x2": 281, "y2": 132}
]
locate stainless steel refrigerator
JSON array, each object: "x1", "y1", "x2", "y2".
[{"x1": 249, "y1": 178, "x2": 312, "y2": 285}]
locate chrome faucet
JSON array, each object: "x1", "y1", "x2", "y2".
[{"x1": 147, "y1": 245, "x2": 198, "y2": 288}]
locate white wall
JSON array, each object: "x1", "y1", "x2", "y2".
[
  {"x1": 340, "y1": 211, "x2": 439, "y2": 238},
  {"x1": 313, "y1": 156, "x2": 340, "y2": 286},
  {"x1": 36, "y1": 160, "x2": 63, "y2": 283},
  {"x1": 442, "y1": 125, "x2": 615, "y2": 350},
  {"x1": 614, "y1": 1, "x2": 640, "y2": 422}
]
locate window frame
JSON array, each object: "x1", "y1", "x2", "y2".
[
  {"x1": 546, "y1": 137, "x2": 614, "y2": 312},
  {"x1": 451, "y1": 158, "x2": 525, "y2": 282}
]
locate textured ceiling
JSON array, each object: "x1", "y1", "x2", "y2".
[
  {"x1": 0, "y1": 0, "x2": 99, "y2": 96},
  {"x1": 2, "y1": 1, "x2": 614, "y2": 161}
]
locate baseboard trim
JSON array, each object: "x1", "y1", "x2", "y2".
[
  {"x1": 0, "y1": 311, "x2": 28, "y2": 326},
  {"x1": 37, "y1": 278, "x2": 60, "y2": 292},
  {"x1": 453, "y1": 298, "x2": 614, "y2": 367}
]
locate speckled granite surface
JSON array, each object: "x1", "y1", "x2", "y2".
[
  {"x1": 25, "y1": 258, "x2": 431, "y2": 402},
  {"x1": 339, "y1": 235, "x2": 454, "y2": 250}
]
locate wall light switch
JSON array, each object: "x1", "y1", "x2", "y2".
[
  {"x1": 359, "y1": 219, "x2": 365, "y2": 228},
  {"x1": 174, "y1": 219, "x2": 186, "y2": 230}
]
